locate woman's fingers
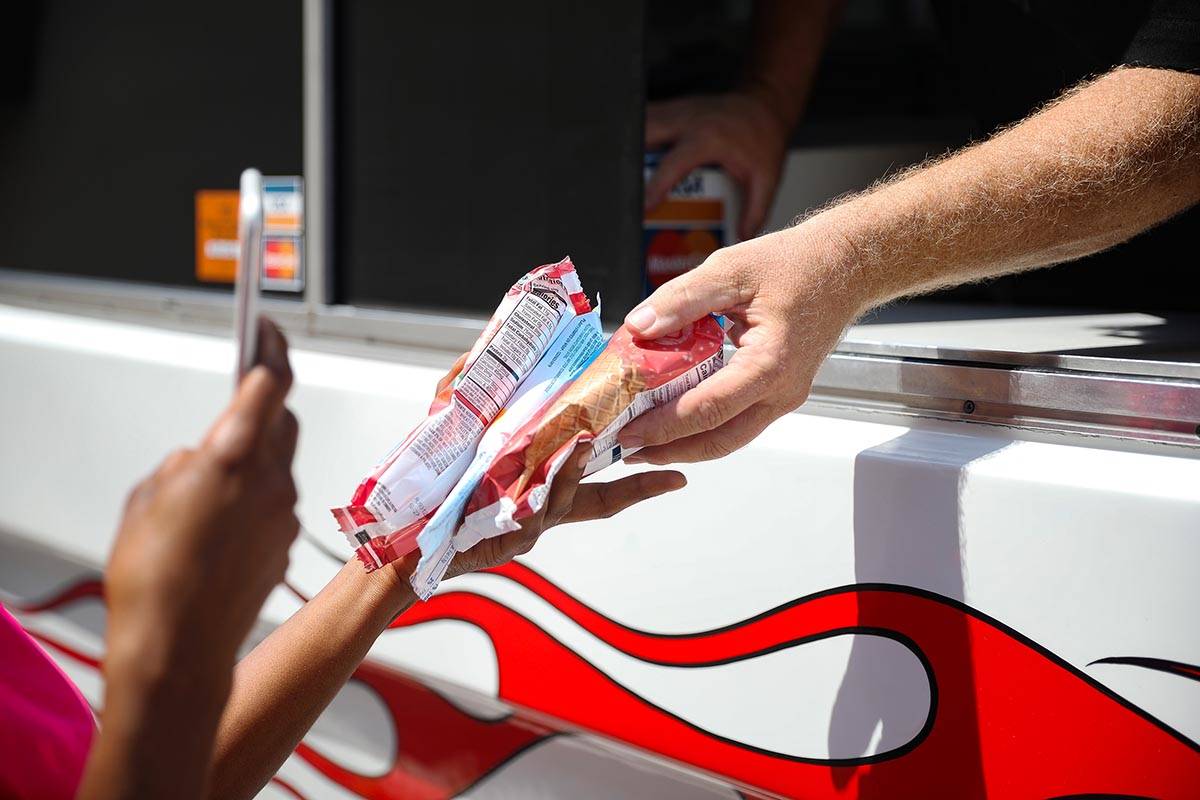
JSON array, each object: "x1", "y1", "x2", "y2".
[
  {"x1": 543, "y1": 441, "x2": 592, "y2": 526},
  {"x1": 204, "y1": 365, "x2": 291, "y2": 469},
  {"x1": 267, "y1": 408, "x2": 301, "y2": 468},
  {"x1": 434, "y1": 352, "x2": 470, "y2": 400},
  {"x1": 254, "y1": 317, "x2": 293, "y2": 388},
  {"x1": 559, "y1": 469, "x2": 687, "y2": 524},
  {"x1": 448, "y1": 442, "x2": 591, "y2": 578},
  {"x1": 204, "y1": 317, "x2": 294, "y2": 469}
]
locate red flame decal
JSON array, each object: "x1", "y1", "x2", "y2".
[
  {"x1": 13, "y1": 566, "x2": 1200, "y2": 798},
  {"x1": 269, "y1": 776, "x2": 308, "y2": 799},
  {"x1": 385, "y1": 562, "x2": 1200, "y2": 798},
  {"x1": 7, "y1": 578, "x2": 105, "y2": 613},
  {"x1": 294, "y1": 661, "x2": 553, "y2": 800}
]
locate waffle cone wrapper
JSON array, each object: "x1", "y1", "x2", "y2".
[
  {"x1": 459, "y1": 315, "x2": 725, "y2": 543},
  {"x1": 330, "y1": 257, "x2": 591, "y2": 571}
]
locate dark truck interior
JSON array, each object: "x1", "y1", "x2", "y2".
[{"x1": 1, "y1": 1, "x2": 1195, "y2": 327}]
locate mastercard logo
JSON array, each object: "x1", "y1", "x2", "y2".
[
  {"x1": 645, "y1": 229, "x2": 721, "y2": 287},
  {"x1": 264, "y1": 239, "x2": 298, "y2": 279}
]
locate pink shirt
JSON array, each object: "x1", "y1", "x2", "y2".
[{"x1": 0, "y1": 603, "x2": 95, "y2": 799}]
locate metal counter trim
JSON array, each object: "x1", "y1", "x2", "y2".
[{"x1": 2, "y1": 268, "x2": 1197, "y2": 448}]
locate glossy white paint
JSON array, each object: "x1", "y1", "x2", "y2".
[
  {"x1": 458, "y1": 735, "x2": 743, "y2": 800},
  {"x1": 2, "y1": 303, "x2": 1199, "y2": 795},
  {"x1": 271, "y1": 755, "x2": 364, "y2": 800},
  {"x1": 850, "y1": 310, "x2": 1179, "y2": 354},
  {"x1": 303, "y1": 679, "x2": 397, "y2": 778},
  {"x1": 0, "y1": 304, "x2": 446, "y2": 567},
  {"x1": 440, "y1": 571, "x2": 932, "y2": 760}
]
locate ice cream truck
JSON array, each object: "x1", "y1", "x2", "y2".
[{"x1": 1, "y1": 2, "x2": 1197, "y2": 797}]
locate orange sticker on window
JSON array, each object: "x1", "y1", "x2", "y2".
[{"x1": 195, "y1": 190, "x2": 239, "y2": 283}]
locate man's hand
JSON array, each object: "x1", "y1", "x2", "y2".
[
  {"x1": 618, "y1": 225, "x2": 860, "y2": 465},
  {"x1": 645, "y1": 91, "x2": 790, "y2": 241},
  {"x1": 621, "y1": 67, "x2": 1200, "y2": 467},
  {"x1": 644, "y1": 0, "x2": 840, "y2": 240},
  {"x1": 446, "y1": 443, "x2": 687, "y2": 578},
  {"x1": 105, "y1": 319, "x2": 300, "y2": 684}
]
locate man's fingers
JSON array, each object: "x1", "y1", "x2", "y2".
[
  {"x1": 625, "y1": 401, "x2": 779, "y2": 465},
  {"x1": 204, "y1": 365, "x2": 290, "y2": 468},
  {"x1": 561, "y1": 470, "x2": 687, "y2": 524},
  {"x1": 618, "y1": 352, "x2": 764, "y2": 449},
  {"x1": 623, "y1": 259, "x2": 744, "y2": 340},
  {"x1": 740, "y1": 171, "x2": 778, "y2": 241},
  {"x1": 644, "y1": 100, "x2": 685, "y2": 148},
  {"x1": 644, "y1": 139, "x2": 709, "y2": 213}
]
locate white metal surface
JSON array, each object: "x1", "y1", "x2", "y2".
[{"x1": 1, "y1": 303, "x2": 1198, "y2": 796}]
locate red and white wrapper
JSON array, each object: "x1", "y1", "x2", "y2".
[
  {"x1": 455, "y1": 315, "x2": 725, "y2": 547},
  {"x1": 331, "y1": 257, "x2": 591, "y2": 570}
]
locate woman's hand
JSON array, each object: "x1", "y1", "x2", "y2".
[
  {"x1": 427, "y1": 354, "x2": 688, "y2": 578},
  {"x1": 430, "y1": 351, "x2": 470, "y2": 410},
  {"x1": 445, "y1": 443, "x2": 686, "y2": 578},
  {"x1": 82, "y1": 319, "x2": 302, "y2": 800},
  {"x1": 104, "y1": 319, "x2": 300, "y2": 685}
]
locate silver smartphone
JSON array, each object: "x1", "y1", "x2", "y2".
[{"x1": 234, "y1": 168, "x2": 264, "y2": 382}]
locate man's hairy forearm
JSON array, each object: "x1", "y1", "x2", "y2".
[{"x1": 808, "y1": 67, "x2": 1200, "y2": 313}]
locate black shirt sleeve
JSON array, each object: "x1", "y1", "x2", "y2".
[{"x1": 1124, "y1": 0, "x2": 1200, "y2": 73}]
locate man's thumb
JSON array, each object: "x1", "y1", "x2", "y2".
[{"x1": 624, "y1": 261, "x2": 739, "y2": 339}]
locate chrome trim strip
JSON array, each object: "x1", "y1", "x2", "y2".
[
  {"x1": 812, "y1": 352, "x2": 1200, "y2": 447},
  {"x1": 0, "y1": 269, "x2": 486, "y2": 354},
  {"x1": 2, "y1": 269, "x2": 1197, "y2": 447},
  {"x1": 838, "y1": 339, "x2": 1200, "y2": 381}
]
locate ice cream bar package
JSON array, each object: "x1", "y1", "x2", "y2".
[
  {"x1": 454, "y1": 314, "x2": 725, "y2": 560},
  {"x1": 408, "y1": 306, "x2": 606, "y2": 597},
  {"x1": 331, "y1": 257, "x2": 591, "y2": 569}
]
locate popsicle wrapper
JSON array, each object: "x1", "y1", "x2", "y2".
[
  {"x1": 330, "y1": 257, "x2": 590, "y2": 571},
  {"x1": 454, "y1": 316, "x2": 726, "y2": 561}
]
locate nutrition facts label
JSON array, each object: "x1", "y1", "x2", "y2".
[
  {"x1": 455, "y1": 292, "x2": 563, "y2": 422},
  {"x1": 410, "y1": 403, "x2": 485, "y2": 473},
  {"x1": 334, "y1": 257, "x2": 591, "y2": 562},
  {"x1": 390, "y1": 287, "x2": 571, "y2": 482}
]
